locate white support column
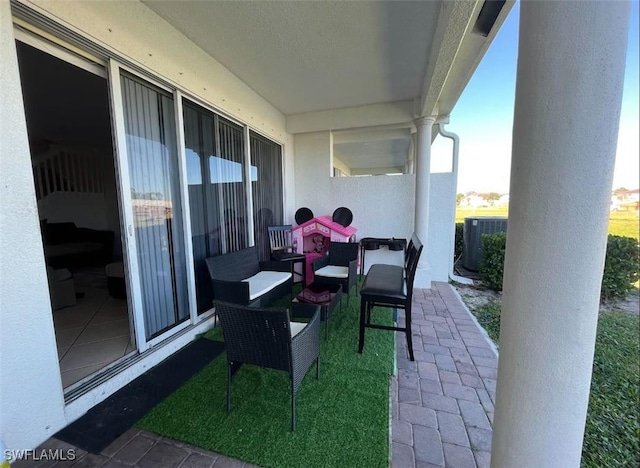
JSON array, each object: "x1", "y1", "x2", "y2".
[
  {"x1": 413, "y1": 116, "x2": 435, "y2": 288},
  {"x1": 406, "y1": 130, "x2": 416, "y2": 174},
  {"x1": 491, "y1": 2, "x2": 631, "y2": 467}
]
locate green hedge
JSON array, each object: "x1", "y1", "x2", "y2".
[
  {"x1": 477, "y1": 233, "x2": 639, "y2": 300},
  {"x1": 601, "y1": 235, "x2": 640, "y2": 301},
  {"x1": 478, "y1": 232, "x2": 507, "y2": 291},
  {"x1": 454, "y1": 222, "x2": 464, "y2": 260}
]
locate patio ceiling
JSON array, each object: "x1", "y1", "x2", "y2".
[
  {"x1": 333, "y1": 126, "x2": 412, "y2": 174},
  {"x1": 143, "y1": 0, "x2": 512, "y2": 173},
  {"x1": 143, "y1": 0, "x2": 439, "y2": 115}
]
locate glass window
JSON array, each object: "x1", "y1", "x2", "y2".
[{"x1": 183, "y1": 101, "x2": 249, "y2": 312}]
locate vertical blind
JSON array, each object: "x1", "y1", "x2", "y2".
[
  {"x1": 121, "y1": 74, "x2": 189, "y2": 339},
  {"x1": 250, "y1": 131, "x2": 284, "y2": 261},
  {"x1": 183, "y1": 100, "x2": 249, "y2": 312},
  {"x1": 217, "y1": 118, "x2": 249, "y2": 253}
]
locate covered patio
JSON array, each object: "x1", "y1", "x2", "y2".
[
  {"x1": 16, "y1": 283, "x2": 498, "y2": 467},
  {"x1": 1, "y1": 0, "x2": 632, "y2": 466}
]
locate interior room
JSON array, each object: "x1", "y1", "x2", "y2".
[{"x1": 16, "y1": 39, "x2": 135, "y2": 389}]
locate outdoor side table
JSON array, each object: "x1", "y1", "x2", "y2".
[{"x1": 292, "y1": 283, "x2": 342, "y2": 340}]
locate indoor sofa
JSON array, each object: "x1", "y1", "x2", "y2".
[{"x1": 41, "y1": 220, "x2": 114, "y2": 268}]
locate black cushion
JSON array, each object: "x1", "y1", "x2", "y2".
[{"x1": 360, "y1": 264, "x2": 406, "y2": 304}]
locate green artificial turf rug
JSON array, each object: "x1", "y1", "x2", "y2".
[{"x1": 137, "y1": 292, "x2": 395, "y2": 468}]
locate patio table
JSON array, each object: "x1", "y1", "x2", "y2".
[{"x1": 293, "y1": 282, "x2": 342, "y2": 340}]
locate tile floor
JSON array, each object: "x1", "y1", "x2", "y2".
[{"x1": 54, "y1": 268, "x2": 135, "y2": 389}]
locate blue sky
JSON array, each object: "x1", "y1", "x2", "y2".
[{"x1": 443, "y1": 1, "x2": 639, "y2": 194}]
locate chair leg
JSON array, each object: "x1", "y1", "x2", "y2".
[
  {"x1": 405, "y1": 305, "x2": 415, "y2": 361},
  {"x1": 226, "y1": 363, "x2": 232, "y2": 412},
  {"x1": 291, "y1": 380, "x2": 296, "y2": 431},
  {"x1": 316, "y1": 357, "x2": 320, "y2": 379},
  {"x1": 358, "y1": 298, "x2": 367, "y2": 353},
  {"x1": 325, "y1": 313, "x2": 329, "y2": 341}
]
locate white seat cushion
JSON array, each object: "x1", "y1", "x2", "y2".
[
  {"x1": 315, "y1": 265, "x2": 349, "y2": 279},
  {"x1": 242, "y1": 270, "x2": 291, "y2": 300},
  {"x1": 290, "y1": 321, "x2": 306, "y2": 338}
]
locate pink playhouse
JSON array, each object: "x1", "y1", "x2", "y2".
[{"x1": 292, "y1": 215, "x2": 357, "y2": 285}]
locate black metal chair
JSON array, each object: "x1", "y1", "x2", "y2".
[
  {"x1": 214, "y1": 301, "x2": 321, "y2": 431},
  {"x1": 268, "y1": 225, "x2": 306, "y2": 284},
  {"x1": 312, "y1": 241, "x2": 359, "y2": 296},
  {"x1": 358, "y1": 234, "x2": 423, "y2": 361}
]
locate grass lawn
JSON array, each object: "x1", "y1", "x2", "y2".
[
  {"x1": 469, "y1": 303, "x2": 639, "y2": 467},
  {"x1": 609, "y1": 210, "x2": 640, "y2": 239},
  {"x1": 136, "y1": 291, "x2": 395, "y2": 468},
  {"x1": 582, "y1": 312, "x2": 640, "y2": 467},
  {"x1": 456, "y1": 207, "x2": 639, "y2": 240}
]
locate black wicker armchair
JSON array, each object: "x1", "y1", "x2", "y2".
[
  {"x1": 312, "y1": 241, "x2": 359, "y2": 296},
  {"x1": 214, "y1": 301, "x2": 321, "y2": 431}
]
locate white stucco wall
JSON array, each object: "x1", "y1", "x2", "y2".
[
  {"x1": 2, "y1": 0, "x2": 297, "y2": 450},
  {"x1": 0, "y1": 0, "x2": 67, "y2": 448},
  {"x1": 293, "y1": 131, "x2": 334, "y2": 218},
  {"x1": 294, "y1": 131, "x2": 456, "y2": 276},
  {"x1": 428, "y1": 173, "x2": 456, "y2": 282},
  {"x1": 331, "y1": 175, "x2": 415, "y2": 270}
]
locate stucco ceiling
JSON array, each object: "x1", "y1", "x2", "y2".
[
  {"x1": 143, "y1": 0, "x2": 513, "y2": 173},
  {"x1": 334, "y1": 138, "x2": 410, "y2": 173},
  {"x1": 143, "y1": 0, "x2": 440, "y2": 115}
]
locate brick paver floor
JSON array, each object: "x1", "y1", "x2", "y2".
[
  {"x1": 13, "y1": 429, "x2": 254, "y2": 468},
  {"x1": 391, "y1": 282, "x2": 498, "y2": 468},
  {"x1": 14, "y1": 281, "x2": 496, "y2": 467}
]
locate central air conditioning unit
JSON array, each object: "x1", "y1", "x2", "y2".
[{"x1": 462, "y1": 217, "x2": 508, "y2": 272}]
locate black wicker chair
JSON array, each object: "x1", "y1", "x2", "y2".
[
  {"x1": 214, "y1": 301, "x2": 321, "y2": 431},
  {"x1": 312, "y1": 242, "x2": 359, "y2": 296}
]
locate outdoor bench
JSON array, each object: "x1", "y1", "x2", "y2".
[
  {"x1": 206, "y1": 246, "x2": 292, "y2": 307},
  {"x1": 358, "y1": 233, "x2": 423, "y2": 361}
]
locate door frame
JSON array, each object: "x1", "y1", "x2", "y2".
[
  {"x1": 13, "y1": 27, "x2": 144, "y2": 380},
  {"x1": 108, "y1": 60, "x2": 201, "y2": 350}
]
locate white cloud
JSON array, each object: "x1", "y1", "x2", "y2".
[
  {"x1": 612, "y1": 122, "x2": 640, "y2": 189},
  {"x1": 454, "y1": 122, "x2": 639, "y2": 193}
]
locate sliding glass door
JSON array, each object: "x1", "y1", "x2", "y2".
[
  {"x1": 111, "y1": 64, "x2": 285, "y2": 331},
  {"x1": 119, "y1": 74, "x2": 189, "y2": 339},
  {"x1": 250, "y1": 131, "x2": 284, "y2": 261},
  {"x1": 183, "y1": 100, "x2": 249, "y2": 313}
]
